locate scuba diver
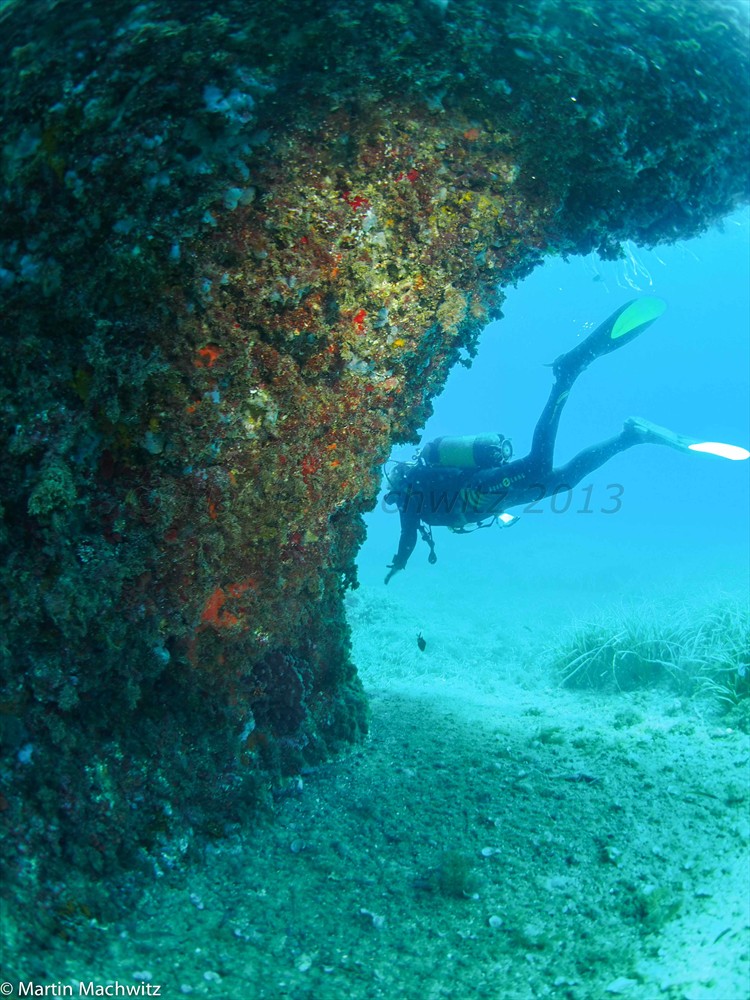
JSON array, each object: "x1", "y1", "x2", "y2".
[{"x1": 384, "y1": 297, "x2": 750, "y2": 584}]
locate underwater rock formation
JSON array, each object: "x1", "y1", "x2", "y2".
[{"x1": 0, "y1": 0, "x2": 748, "y2": 908}]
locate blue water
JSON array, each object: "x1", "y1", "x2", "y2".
[{"x1": 359, "y1": 211, "x2": 750, "y2": 607}]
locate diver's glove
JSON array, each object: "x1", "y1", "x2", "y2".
[{"x1": 384, "y1": 557, "x2": 404, "y2": 585}]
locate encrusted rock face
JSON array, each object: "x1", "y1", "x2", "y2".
[{"x1": 0, "y1": 0, "x2": 747, "y2": 902}]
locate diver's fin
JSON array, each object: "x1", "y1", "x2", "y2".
[
  {"x1": 554, "y1": 297, "x2": 667, "y2": 379},
  {"x1": 607, "y1": 297, "x2": 667, "y2": 345},
  {"x1": 626, "y1": 417, "x2": 750, "y2": 460},
  {"x1": 687, "y1": 441, "x2": 750, "y2": 461}
]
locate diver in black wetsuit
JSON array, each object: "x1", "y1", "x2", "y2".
[{"x1": 384, "y1": 297, "x2": 750, "y2": 584}]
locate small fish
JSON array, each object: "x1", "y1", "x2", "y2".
[{"x1": 417, "y1": 632, "x2": 426, "y2": 652}]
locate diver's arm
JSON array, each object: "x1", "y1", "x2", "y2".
[{"x1": 385, "y1": 509, "x2": 420, "y2": 584}]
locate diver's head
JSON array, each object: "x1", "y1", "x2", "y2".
[{"x1": 383, "y1": 460, "x2": 414, "y2": 502}]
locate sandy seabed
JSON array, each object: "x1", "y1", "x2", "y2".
[{"x1": 4, "y1": 535, "x2": 750, "y2": 1000}]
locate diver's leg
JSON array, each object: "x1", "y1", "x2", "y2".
[
  {"x1": 526, "y1": 297, "x2": 667, "y2": 475},
  {"x1": 547, "y1": 426, "x2": 640, "y2": 491},
  {"x1": 547, "y1": 416, "x2": 750, "y2": 493},
  {"x1": 473, "y1": 417, "x2": 749, "y2": 519},
  {"x1": 526, "y1": 375, "x2": 572, "y2": 475}
]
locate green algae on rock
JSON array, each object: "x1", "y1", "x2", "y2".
[{"x1": 0, "y1": 0, "x2": 748, "y2": 926}]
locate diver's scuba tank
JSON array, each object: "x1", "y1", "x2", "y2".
[{"x1": 420, "y1": 433, "x2": 512, "y2": 469}]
